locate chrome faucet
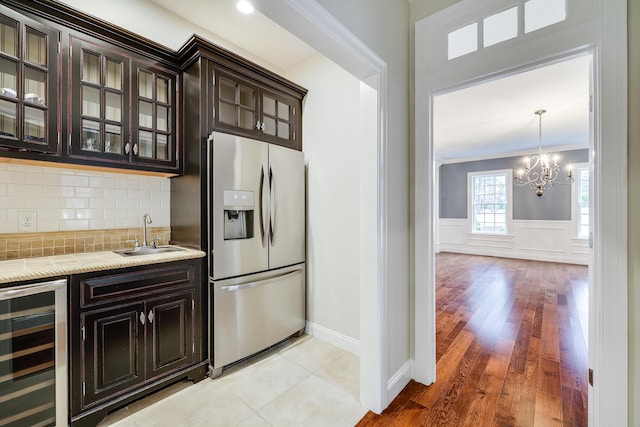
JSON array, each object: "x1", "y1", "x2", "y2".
[{"x1": 142, "y1": 213, "x2": 152, "y2": 247}]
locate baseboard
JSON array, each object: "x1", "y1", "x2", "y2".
[
  {"x1": 386, "y1": 359, "x2": 413, "y2": 406},
  {"x1": 438, "y1": 244, "x2": 588, "y2": 265},
  {"x1": 305, "y1": 321, "x2": 360, "y2": 355}
]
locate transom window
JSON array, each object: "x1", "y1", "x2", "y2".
[
  {"x1": 576, "y1": 166, "x2": 589, "y2": 238},
  {"x1": 448, "y1": 0, "x2": 567, "y2": 60},
  {"x1": 470, "y1": 171, "x2": 510, "y2": 234}
]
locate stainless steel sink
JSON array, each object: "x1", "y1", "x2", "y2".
[{"x1": 114, "y1": 246, "x2": 185, "y2": 257}]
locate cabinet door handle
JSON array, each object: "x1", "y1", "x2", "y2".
[
  {"x1": 256, "y1": 120, "x2": 261, "y2": 130},
  {"x1": 125, "y1": 142, "x2": 131, "y2": 154},
  {"x1": 139, "y1": 312, "x2": 146, "y2": 325},
  {"x1": 148, "y1": 310, "x2": 154, "y2": 324},
  {"x1": 261, "y1": 121, "x2": 266, "y2": 131},
  {"x1": 133, "y1": 143, "x2": 139, "y2": 156}
]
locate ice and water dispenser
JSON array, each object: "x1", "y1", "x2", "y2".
[{"x1": 223, "y1": 190, "x2": 254, "y2": 240}]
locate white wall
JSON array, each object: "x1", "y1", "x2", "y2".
[
  {"x1": 0, "y1": 163, "x2": 169, "y2": 233},
  {"x1": 286, "y1": 54, "x2": 362, "y2": 349}
]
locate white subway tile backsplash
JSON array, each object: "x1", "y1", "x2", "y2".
[
  {"x1": 25, "y1": 197, "x2": 60, "y2": 209},
  {"x1": 0, "y1": 170, "x2": 26, "y2": 184},
  {"x1": 89, "y1": 176, "x2": 116, "y2": 188},
  {"x1": 0, "y1": 164, "x2": 171, "y2": 232},
  {"x1": 0, "y1": 196, "x2": 26, "y2": 209},
  {"x1": 116, "y1": 199, "x2": 140, "y2": 209},
  {"x1": 116, "y1": 178, "x2": 140, "y2": 190},
  {"x1": 75, "y1": 186, "x2": 103, "y2": 199},
  {"x1": 45, "y1": 186, "x2": 75, "y2": 198},
  {"x1": 128, "y1": 189, "x2": 151, "y2": 200},
  {"x1": 60, "y1": 175, "x2": 89, "y2": 187},
  {"x1": 140, "y1": 179, "x2": 162, "y2": 191},
  {"x1": 89, "y1": 219, "x2": 116, "y2": 229},
  {"x1": 103, "y1": 188, "x2": 127, "y2": 199},
  {"x1": 61, "y1": 198, "x2": 90, "y2": 209},
  {"x1": 115, "y1": 218, "x2": 139, "y2": 228},
  {"x1": 8, "y1": 184, "x2": 44, "y2": 197},
  {"x1": 90, "y1": 198, "x2": 116, "y2": 209},
  {"x1": 59, "y1": 219, "x2": 89, "y2": 231},
  {"x1": 26, "y1": 173, "x2": 60, "y2": 186}
]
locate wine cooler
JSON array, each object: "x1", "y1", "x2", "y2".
[{"x1": 0, "y1": 279, "x2": 67, "y2": 427}]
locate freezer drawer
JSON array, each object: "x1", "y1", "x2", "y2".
[{"x1": 211, "y1": 264, "x2": 305, "y2": 370}]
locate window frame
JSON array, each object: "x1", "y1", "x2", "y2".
[
  {"x1": 573, "y1": 163, "x2": 590, "y2": 239},
  {"x1": 467, "y1": 169, "x2": 513, "y2": 235}
]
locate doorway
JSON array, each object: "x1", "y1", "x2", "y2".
[
  {"x1": 431, "y1": 53, "x2": 592, "y2": 424},
  {"x1": 414, "y1": 0, "x2": 628, "y2": 425}
]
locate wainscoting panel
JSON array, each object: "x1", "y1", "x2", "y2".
[{"x1": 438, "y1": 218, "x2": 589, "y2": 265}]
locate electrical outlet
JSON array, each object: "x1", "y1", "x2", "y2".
[{"x1": 18, "y1": 211, "x2": 37, "y2": 232}]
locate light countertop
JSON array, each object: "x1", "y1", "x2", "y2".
[{"x1": 0, "y1": 246, "x2": 206, "y2": 285}]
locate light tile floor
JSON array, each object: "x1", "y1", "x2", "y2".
[{"x1": 99, "y1": 335, "x2": 367, "y2": 427}]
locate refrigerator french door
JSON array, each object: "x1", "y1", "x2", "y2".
[
  {"x1": 208, "y1": 131, "x2": 305, "y2": 375},
  {"x1": 208, "y1": 131, "x2": 305, "y2": 279}
]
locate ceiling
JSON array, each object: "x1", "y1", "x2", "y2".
[
  {"x1": 107, "y1": 1, "x2": 591, "y2": 163},
  {"x1": 147, "y1": 0, "x2": 317, "y2": 72},
  {"x1": 433, "y1": 54, "x2": 591, "y2": 162}
]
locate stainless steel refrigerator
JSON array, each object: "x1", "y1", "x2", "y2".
[{"x1": 208, "y1": 131, "x2": 305, "y2": 377}]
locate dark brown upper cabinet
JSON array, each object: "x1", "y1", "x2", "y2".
[
  {"x1": 0, "y1": 2, "x2": 306, "y2": 174},
  {"x1": 69, "y1": 35, "x2": 179, "y2": 173},
  {"x1": 212, "y1": 66, "x2": 301, "y2": 150},
  {"x1": 0, "y1": 4, "x2": 59, "y2": 154}
]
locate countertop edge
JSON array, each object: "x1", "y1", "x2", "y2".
[{"x1": 0, "y1": 247, "x2": 206, "y2": 285}]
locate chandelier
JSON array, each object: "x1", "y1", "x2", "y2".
[{"x1": 514, "y1": 109, "x2": 574, "y2": 197}]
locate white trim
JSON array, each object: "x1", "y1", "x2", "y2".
[
  {"x1": 255, "y1": 0, "x2": 390, "y2": 414},
  {"x1": 415, "y1": 0, "x2": 628, "y2": 425},
  {"x1": 305, "y1": 321, "x2": 360, "y2": 355},
  {"x1": 590, "y1": 0, "x2": 628, "y2": 424},
  {"x1": 386, "y1": 359, "x2": 413, "y2": 401}
]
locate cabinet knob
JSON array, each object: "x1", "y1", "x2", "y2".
[
  {"x1": 148, "y1": 310, "x2": 154, "y2": 324},
  {"x1": 256, "y1": 121, "x2": 261, "y2": 130},
  {"x1": 125, "y1": 142, "x2": 131, "y2": 154},
  {"x1": 133, "y1": 143, "x2": 139, "y2": 156},
  {"x1": 139, "y1": 312, "x2": 146, "y2": 325},
  {"x1": 261, "y1": 122, "x2": 265, "y2": 131}
]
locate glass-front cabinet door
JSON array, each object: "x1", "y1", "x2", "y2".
[
  {"x1": 131, "y1": 64, "x2": 177, "y2": 168},
  {"x1": 212, "y1": 67, "x2": 259, "y2": 137},
  {"x1": 69, "y1": 37, "x2": 129, "y2": 163},
  {"x1": 0, "y1": 6, "x2": 59, "y2": 153},
  {"x1": 259, "y1": 89, "x2": 297, "y2": 147}
]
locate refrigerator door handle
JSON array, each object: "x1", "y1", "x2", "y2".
[
  {"x1": 259, "y1": 166, "x2": 267, "y2": 247},
  {"x1": 269, "y1": 167, "x2": 276, "y2": 245},
  {"x1": 220, "y1": 269, "x2": 301, "y2": 292}
]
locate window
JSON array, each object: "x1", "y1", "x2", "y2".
[
  {"x1": 448, "y1": 22, "x2": 478, "y2": 60},
  {"x1": 470, "y1": 170, "x2": 510, "y2": 234},
  {"x1": 446, "y1": 0, "x2": 567, "y2": 60},
  {"x1": 576, "y1": 166, "x2": 589, "y2": 238},
  {"x1": 483, "y1": 7, "x2": 518, "y2": 48},
  {"x1": 524, "y1": 0, "x2": 567, "y2": 34}
]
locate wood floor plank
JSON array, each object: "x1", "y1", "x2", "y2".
[{"x1": 356, "y1": 253, "x2": 588, "y2": 427}]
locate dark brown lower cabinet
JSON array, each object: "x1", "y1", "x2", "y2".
[{"x1": 69, "y1": 259, "x2": 206, "y2": 427}]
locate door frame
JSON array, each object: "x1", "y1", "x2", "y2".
[{"x1": 414, "y1": 0, "x2": 628, "y2": 425}]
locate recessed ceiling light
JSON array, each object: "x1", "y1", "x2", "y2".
[{"x1": 236, "y1": 0, "x2": 254, "y2": 14}]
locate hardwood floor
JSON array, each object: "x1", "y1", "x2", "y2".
[{"x1": 357, "y1": 253, "x2": 588, "y2": 427}]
